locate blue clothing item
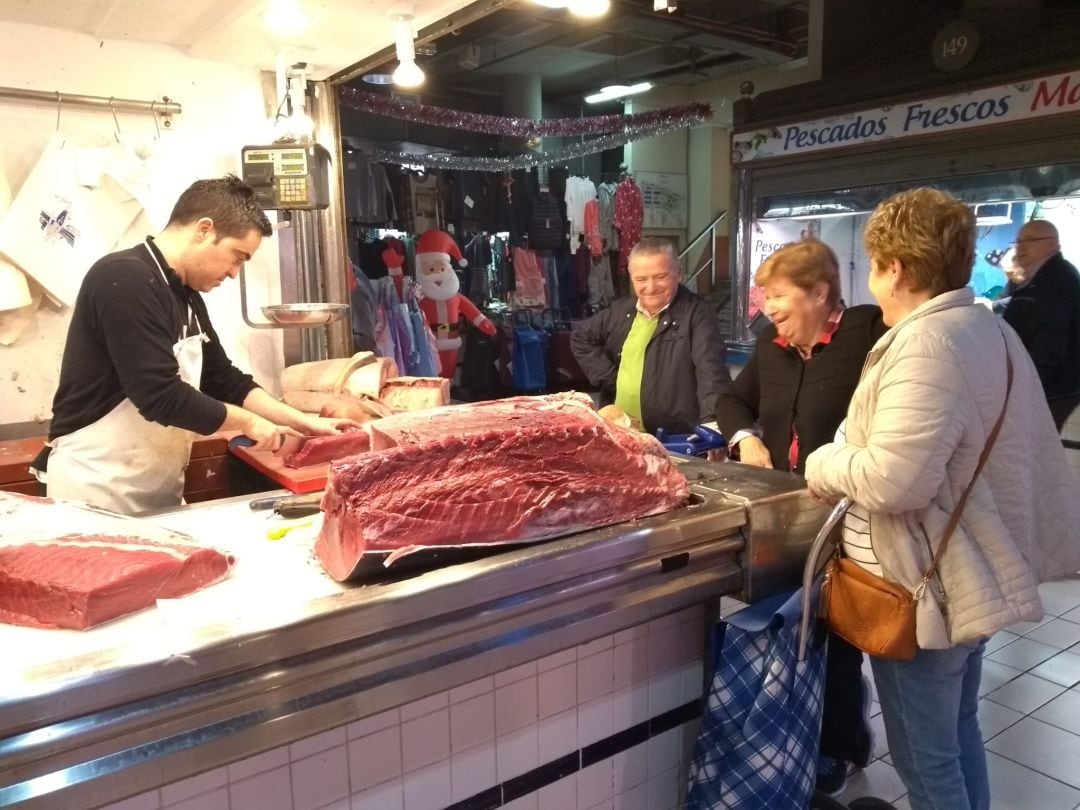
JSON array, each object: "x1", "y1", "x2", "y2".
[
  {"x1": 408, "y1": 306, "x2": 439, "y2": 377},
  {"x1": 870, "y1": 639, "x2": 989, "y2": 810},
  {"x1": 685, "y1": 586, "x2": 826, "y2": 810}
]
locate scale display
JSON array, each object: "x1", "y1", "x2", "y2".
[{"x1": 241, "y1": 144, "x2": 332, "y2": 210}]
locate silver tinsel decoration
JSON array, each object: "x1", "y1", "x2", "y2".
[{"x1": 363, "y1": 110, "x2": 710, "y2": 172}]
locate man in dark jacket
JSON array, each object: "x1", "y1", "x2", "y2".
[
  {"x1": 570, "y1": 238, "x2": 731, "y2": 434},
  {"x1": 1001, "y1": 220, "x2": 1080, "y2": 429}
]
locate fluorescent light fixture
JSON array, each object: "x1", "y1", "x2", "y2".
[
  {"x1": 531, "y1": 0, "x2": 610, "y2": 14},
  {"x1": 570, "y1": 0, "x2": 610, "y2": 17},
  {"x1": 263, "y1": 0, "x2": 311, "y2": 37},
  {"x1": 362, "y1": 73, "x2": 395, "y2": 85},
  {"x1": 584, "y1": 81, "x2": 653, "y2": 104},
  {"x1": 973, "y1": 202, "x2": 1013, "y2": 226}
]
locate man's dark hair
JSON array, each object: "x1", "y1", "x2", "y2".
[{"x1": 167, "y1": 175, "x2": 273, "y2": 238}]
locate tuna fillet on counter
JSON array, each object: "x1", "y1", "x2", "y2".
[
  {"x1": 316, "y1": 393, "x2": 689, "y2": 581},
  {"x1": 0, "y1": 492, "x2": 234, "y2": 630}
]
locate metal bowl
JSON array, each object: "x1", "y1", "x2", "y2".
[{"x1": 261, "y1": 303, "x2": 350, "y2": 327}]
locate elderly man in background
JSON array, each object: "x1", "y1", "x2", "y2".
[
  {"x1": 570, "y1": 237, "x2": 731, "y2": 435},
  {"x1": 1000, "y1": 219, "x2": 1080, "y2": 429}
]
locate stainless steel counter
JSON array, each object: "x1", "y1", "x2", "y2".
[{"x1": 0, "y1": 460, "x2": 827, "y2": 809}]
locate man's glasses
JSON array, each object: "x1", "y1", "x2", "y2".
[{"x1": 1012, "y1": 236, "x2": 1054, "y2": 246}]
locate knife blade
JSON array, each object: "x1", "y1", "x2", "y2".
[{"x1": 274, "y1": 434, "x2": 318, "y2": 458}]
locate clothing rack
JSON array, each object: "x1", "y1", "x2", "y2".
[{"x1": 0, "y1": 85, "x2": 181, "y2": 118}]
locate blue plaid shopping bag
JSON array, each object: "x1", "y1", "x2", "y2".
[{"x1": 685, "y1": 585, "x2": 827, "y2": 810}]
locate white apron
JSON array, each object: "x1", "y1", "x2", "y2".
[{"x1": 47, "y1": 241, "x2": 209, "y2": 515}]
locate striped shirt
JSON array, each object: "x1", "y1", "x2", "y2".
[{"x1": 834, "y1": 419, "x2": 884, "y2": 577}]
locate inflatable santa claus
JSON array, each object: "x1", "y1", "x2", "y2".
[{"x1": 416, "y1": 229, "x2": 496, "y2": 379}]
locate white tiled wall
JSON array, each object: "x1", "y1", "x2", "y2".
[{"x1": 99, "y1": 605, "x2": 708, "y2": 810}]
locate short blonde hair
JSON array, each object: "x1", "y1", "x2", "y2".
[
  {"x1": 754, "y1": 239, "x2": 841, "y2": 308},
  {"x1": 863, "y1": 188, "x2": 974, "y2": 295}
]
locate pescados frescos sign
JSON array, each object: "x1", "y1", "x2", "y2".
[{"x1": 732, "y1": 69, "x2": 1080, "y2": 164}]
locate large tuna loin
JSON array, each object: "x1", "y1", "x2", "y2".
[
  {"x1": 0, "y1": 534, "x2": 234, "y2": 630},
  {"x1": 316, "y1": 397, "x2": 689, "y2": 581}
]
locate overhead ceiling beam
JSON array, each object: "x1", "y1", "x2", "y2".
[{"x1": 612, "y1": 0, "x2": 803, "y2": 63}]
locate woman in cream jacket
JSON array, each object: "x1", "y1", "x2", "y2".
[{"x1": 805, "y1": 188, "x2": 1080, "y2": 810}]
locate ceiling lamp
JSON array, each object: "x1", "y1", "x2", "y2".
[
  {"x1": 530, "y1": 0, "x2": 611, "y2": 17},
  {"x1": 584, "y1": 81, "x2": 653, "y2": 104},
  {"x1": 390, "y1": 4, "x2": 425, "y2": 88},
  {"x1": 263, "y1": 0, "x2": 311, "y2": 37}
]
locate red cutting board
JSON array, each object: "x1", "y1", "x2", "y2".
[{"x1": 228, "y1": 440, "x2": 328, "y2": 494}]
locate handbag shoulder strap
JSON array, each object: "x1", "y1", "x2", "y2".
[{"x1": 922, "y1": 327, "x2": 1014, "y2": 587}]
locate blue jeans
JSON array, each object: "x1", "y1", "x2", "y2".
[{"x1": 870, "y1": 639, "x2": 988, "y2": 810}]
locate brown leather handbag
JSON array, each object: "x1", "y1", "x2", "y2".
[{"x1": 820, "y1": 341, "x2": 1014, "y2": 660}]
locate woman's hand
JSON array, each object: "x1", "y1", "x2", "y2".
[
  {"x1": 736, "y1": 436, "x2": 773, "y2": 468},
  {"x1": 808, "y1": 487, "x2": 838, "y2": 505}
]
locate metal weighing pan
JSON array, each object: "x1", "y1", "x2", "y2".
[{"x1": 261, "y1": 303, "x2": 349, "y2": 326}]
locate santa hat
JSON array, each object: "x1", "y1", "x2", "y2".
[{"x1": 416, "y1": 229, "x2": 467, "y2": 268}]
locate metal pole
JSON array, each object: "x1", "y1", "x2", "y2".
[
  {"x1": 0, "y1": 85, "x2": 180, "y2": 116},
  {"x1": 308, "y1": 79, "x2": 352, "y2": 360}
]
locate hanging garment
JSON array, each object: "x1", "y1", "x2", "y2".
[
  {"x1": 46, "y1": 241, "x2": 208, "y2": 515},
  {"x1": 588, "y1": 253, "x2": 615, "y2": 310},
  {"x1": 582, "y1": 198, "x2": 603, "y2": 257},
  {"x1": 511, "y1": 247, "x2": 545, "y2": 309},
  {"x1": 349, "y1": 261, "x2": 378, "y2": 352},
  {"x1": 493, "y1": 236, "x2": 510, "y2": 296},
  {"x1": 408, "y1": 301, "x2": 439, "y2": 378},
  {"x1": 597, "y1": 182, "x2": 619, "y2": 254},
  {"x1": 539, "y1": 252, "x2": 560, "y2": 310},
  {"x1": 344, "y1": 154, "x2": 396, "y2": 225},
  {"x1": 465, "y1": 233, "x2": 493, "y2": 306},
  {"x1": 614, "y1": 178, "x2": 644, "y2": 272},
  {"x1": 685, "y1": 586, "x2": 826, "y2": 810},
  {"x1": 564, "y1": 176, "x2": 597, "y2": 254},
  {"x1": 527, "y1": 191, "x2": 565, "y2": 250}
]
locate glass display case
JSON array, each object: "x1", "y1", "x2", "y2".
[{"x1": 738, "y1": 164, "x2": 1080, "y2": 339}]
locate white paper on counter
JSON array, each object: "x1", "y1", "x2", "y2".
[
  {"x1": 0, "y1": 135, "x2": 142, "y2": 307},
  {"x1": 0, "y1": 496, "x2": 348, "y2": 694}
]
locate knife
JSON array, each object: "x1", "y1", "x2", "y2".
[
  {"x1": 274, "y1": 434, "x2": 318, "y2": 458},
  {"x1": 274, "y1": 492, "x2": 324, "y2": 518}
]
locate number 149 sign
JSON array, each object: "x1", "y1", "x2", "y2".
[{"x1": 933, "y1": 19, "x2": 980, "y2": 72}]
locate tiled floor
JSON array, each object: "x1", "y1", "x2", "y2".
[{"x1": 834, "y1": 577, "x2": 1080, "y2": 810}]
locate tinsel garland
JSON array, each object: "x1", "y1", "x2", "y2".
[
  {"x1": 338, "y1": 85, "x2": 711, "y2": 138},
  {"x1": 361, "y1": 108, "x2": 711, "y2": 172}
]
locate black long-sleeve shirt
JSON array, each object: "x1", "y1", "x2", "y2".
[
  {"x1": 48, "y1": 238, "x2": 258, "y2": 441},
  {"x1": 715, "y1": 305, "x2": 885, "y2": 474}
]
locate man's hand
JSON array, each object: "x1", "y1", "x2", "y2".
[
  {"x1": 292, "y1": 413, "x2": 363, "y2": 436},
  {"x1": 736, "y1": 436, "x2": 773, "y2": 468},
  {"x1": 243, "y1": 413, "x2": 304, "y2": 453}
]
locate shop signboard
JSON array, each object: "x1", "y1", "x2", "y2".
[{"x1": 732, "y1": 68, "x2": 1080, "y2": 164}]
